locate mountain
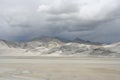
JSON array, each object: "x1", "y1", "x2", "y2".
[
  {"x1": 0, "y1": 37, "x2": 120, "y2": 57},
  {"x1": 72, "y1": 38, "x2": 102, "y2": 45}
]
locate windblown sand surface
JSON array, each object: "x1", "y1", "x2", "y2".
[{"x1": 0, "y1": 57, "x2": 120, "y2": 80}]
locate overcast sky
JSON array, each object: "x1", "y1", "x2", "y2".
[{"x1": 0, "y1": 0, "x2": 120, "y2": 43}]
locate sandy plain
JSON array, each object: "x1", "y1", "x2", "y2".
[{"x1": 0, "y1": 57, "x2": 120, "y2": 80}]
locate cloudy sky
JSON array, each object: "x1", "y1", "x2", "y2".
[{"x1": 0, "y1": 0, "x2": 120, "y2": 43}]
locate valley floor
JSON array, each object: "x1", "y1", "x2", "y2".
[{"x1": 0, "y1": 57, "x2": 120, "y2": 80}]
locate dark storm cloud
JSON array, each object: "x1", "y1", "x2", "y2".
[{"x1": 0, "y1": 0, "x2": 120, "y2": 42}]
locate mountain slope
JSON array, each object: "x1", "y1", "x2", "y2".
[{"x1": 0, "y1": 38, "x2": 120, "y2": 57}]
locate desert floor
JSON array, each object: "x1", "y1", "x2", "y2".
[{"x1": 0, "y1": 57, "x2": 120, "y2": 80}]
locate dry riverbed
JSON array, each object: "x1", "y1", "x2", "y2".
[{"x1": 0, "y1": 57, "x2": 120, "y2": 80}]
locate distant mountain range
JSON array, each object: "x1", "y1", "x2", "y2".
[{"x1": 0, "y1": 37, "x2": 120, "y2": 57}]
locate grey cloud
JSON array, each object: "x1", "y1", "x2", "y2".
[{"x1": 0, "y1": 0, "x2": 120, "y2": 43}]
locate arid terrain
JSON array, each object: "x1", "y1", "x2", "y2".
[
  {"x1": 0, "y1": 0, "x2": 120, "y2": 80},
  {"x1": 0, "y1": 57, "x2": 120, "y2": 80}
]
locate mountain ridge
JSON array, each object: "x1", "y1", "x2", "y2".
[{"x1": 0, "y1": 37, "x2": 120, "y2": 57}]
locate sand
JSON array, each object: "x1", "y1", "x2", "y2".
[{"x1": 0, "y1": 57, "x2": 120, "y2": 80}]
